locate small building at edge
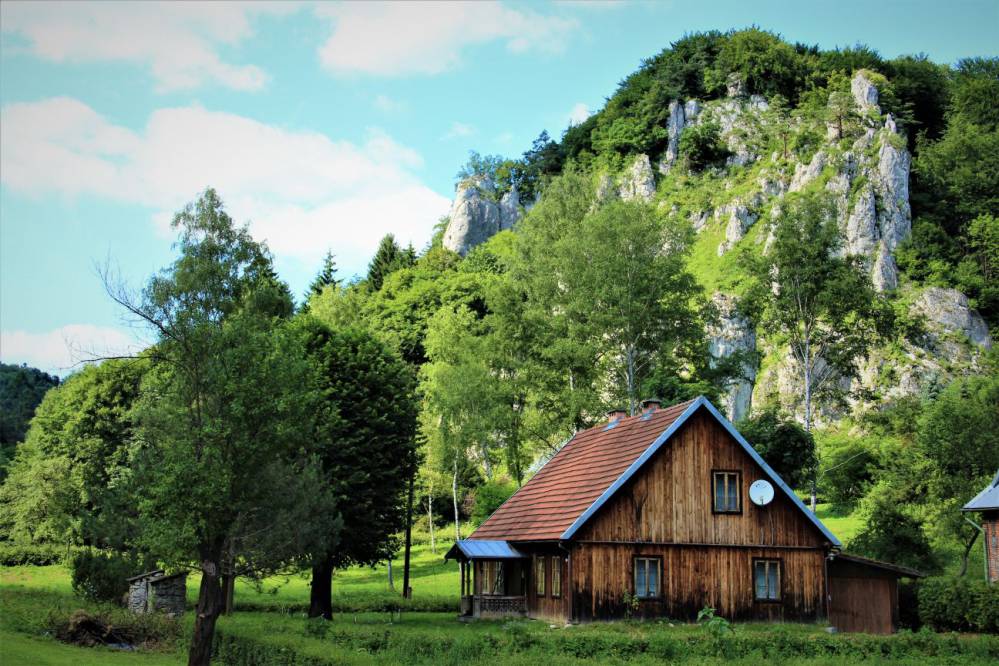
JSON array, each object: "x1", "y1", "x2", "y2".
[{"x1": 446, "y1": 396, "x2": 921, "y2": 633}]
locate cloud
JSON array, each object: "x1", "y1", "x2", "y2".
[
  {"x1": 0, "y1": 2, "x2": 296, "y2": 92},
  {"x1": 442, "y1": 121, "x2": 476, "y2": 141},
  {"x1": 0, "y1": 324, "x2": 144, "y2": 377},
  {"x1": 567, "y1": 102, "x2": 592, "y2": 126},
  {"x1": 1, "y1": 97, "x2": 452, "y2": 267},
  {"x1": 316, "y1": 2, "x2": 579, "y2": 76}
]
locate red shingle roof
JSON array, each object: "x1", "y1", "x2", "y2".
[{"x1": 470, "y1": 399, "x2": 696, "y2": 542}]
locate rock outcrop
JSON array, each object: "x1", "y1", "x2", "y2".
[
  {"x1": 442, "y1": 177, "x2": 522, "y2": 256},
  {"x1": 716, "y1": 201, "x2": 759, "y2": 256},
  {"x1": 915, "y1": 287, "x2": 992, "y2": 349},
  {"x1": 619, "y1": 154, "x2": 657, "y2": 202},
  {"x1": 708, "y1": 293, "x2": 756, "y2": 422}
]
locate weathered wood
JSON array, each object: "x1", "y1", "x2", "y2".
[
  {"x1": 576, "y1": 412, "x2": 827, "y2": 548},
  {"x1": 828, "y1": 576, "x2": 896, "y2": 634}
]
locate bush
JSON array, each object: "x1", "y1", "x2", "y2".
[
  {"x1": 678, "y1": 122, "x2": 730, "y2": 172},
  {"x1": 919, "y1": 576, "x2": 999, "y2": 633},
  {"x1": 471, "y1": 479, "x2": 517, "y2": 525},
  {"x1": 69, "y1": 550, "x2": 150, "y2": 604},
  {"x1": 0, "y1": 542, "x2": 74, "y2": 566}
]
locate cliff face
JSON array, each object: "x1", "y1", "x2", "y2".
[{"x1": 442, "y1": 71, "x2": 991, "y2": 422}]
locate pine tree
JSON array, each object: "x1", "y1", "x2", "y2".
[
  {"x1": 366, "y1": 235, "x2": 415, "y2": 292},
  {"x1": 305, "y1": 251, "x2": 339, "y2": 303}
]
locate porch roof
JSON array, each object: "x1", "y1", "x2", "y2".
[{"x1": 445, "y1": 540, "x2": 528, "y2": 561}]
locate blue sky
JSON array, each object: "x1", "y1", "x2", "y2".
[{"x1": 1, "y1": 0, "x2": 997, "y2": 375}]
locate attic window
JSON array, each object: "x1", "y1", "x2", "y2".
[{"x1": 713, "y1": 470, "x2": 741, "y2": 513}]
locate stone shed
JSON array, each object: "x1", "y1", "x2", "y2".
[{"x1": 127, "y1": 569, "x2": 187, "y2": 616}]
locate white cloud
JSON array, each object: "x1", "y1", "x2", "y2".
[
  {"x1": 567, "y1": 102, "x2": 592, "y2": 126},
  {"x1": 373, "y1": 94, "x2": 407, "y2": 114},
  {"x1": 0, "y1": 325, "x2": 144, "y2": 377},
  {"x1": 442, "y1": 121, "x2": 476, "y2": 141},
  {"x1": 0, "y1": 1, "x2": 296, "y2": 92},
  {"x1": 315, "y1": 2, "x2": 579, "y2": 76},
  {"x1": 1, "y1": 97, "x2": 452, "y2": 267}
]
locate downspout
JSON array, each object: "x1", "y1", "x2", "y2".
[{"x1": 964, "y1": 515, "x2": 988, "y2": 584}]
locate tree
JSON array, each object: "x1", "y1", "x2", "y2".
[
  {"x1": 0, "y1": 359, "x2": 145, "y2": 550},
  {"x1": 742, "y1": 192, "x2": 879, "y2": 510},
  {"x1": 106, "y1": 189, "x2": 335, "y2": 665},
  {"x1": 911, "y1": 373, "x2": 999, "y2": 576},
  {"x1": 303, "y1": 250, "x2": 339, "y2": 307},
  {"x1": 737, "y1": 409, "x2": 816, "y2": 490},
  {"x1": 366, "y1": 234, "x2": 416, "y2": 292},
  {"x1": 0, "y1": 363, "x2": 59, "y2": 477},
  {"x1": 850, "y1": 483, "x2": 939, "y2": 573},
  {"x1": 516, "y1": 191, "x2": 707, "y2": 416},
  {"x1": 297, "y1": 318, "x2": 419, "y2": 619}
]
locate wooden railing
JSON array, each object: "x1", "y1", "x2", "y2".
[{"x1": 475, "y1": 595, "x2": 527, "y2": 616}]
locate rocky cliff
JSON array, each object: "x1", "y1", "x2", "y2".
[{"x1": 443, "y1": 71, "x2": 991, "y2": 422}]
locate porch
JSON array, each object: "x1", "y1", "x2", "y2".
[{"x1": 445, "y1": 540, "x2": 528, "y2": 618}]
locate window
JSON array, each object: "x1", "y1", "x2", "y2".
[
  {"x1": 713, "y1": 471, "x2": 741, "y2": 513},
  {"x1": 535, "y1": 556, "x2": 546, "y2": 596},
  {"x1": 480, "y1": 561, "x2": 504, "y2": 596},
  {"x1": 753, "y1": 559, "x2": 781, "y2": 601},
  {"x1": 634, "y1": 557, "x2": 660, "y2": 598},
  {"x1": 551, "y1": 558, "x2": 562, "y2": 598}
]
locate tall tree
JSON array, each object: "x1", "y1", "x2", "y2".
[
  {"x1": 298, "y1": 319, "x2": 419, "y2": 620},
  {"x1": 515, "y1": 187, "x2": 707, "y2": 416},
  {"x1": 366, "y1": 234, "x2": 415, "y2": 292},
  {"x1": 303, "y1": 250, "x2": 340, "y2": 307},
  {"x1": 105, "y1": 189, "x2": 335, "y2": 666},
  {"x1": 737, "y1": 408, "x2": 817, "y2": 490},
  {"x1": 0, "y1": 363, "x2": 59, "y2": 477},
  {"x1": 743, "y1": 192, "x2": 879, "y2": 510}
]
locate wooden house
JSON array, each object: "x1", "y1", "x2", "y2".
[
  {"x1": 962, "y1": 470, "x2": 999, "y2": 584},
  {"x1": 446, "y1": 396, "x2": 920, "y2": 632}
]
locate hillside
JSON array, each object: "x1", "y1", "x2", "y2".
[{"x1": 439, "y1": 32, "x2": 994, "y2": 426}]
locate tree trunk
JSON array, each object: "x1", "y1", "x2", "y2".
[
  {"x1": 452, "y1": 460, "x2": 461, "y2": 543},
  {"x1": 221, "y1": 572, "x2": 235, "y2": 616},
  {"x1": 428, "y1": 486, "x2": 436, "y2": 555},
  {"x1": 803, "y1": 337, "x2": 817, "y2": 512},
  {"x1": 626, "y1": 347, "x2": 637, "y2": 416},
  {"x1": 402, "y1": 473, "x2": 414, "y2": 598},
  {"x1": 188, "y1": 557, "x2": 224, "y2": 666},
  {"x1": 958, "y1": 530, "x2": 980, "y2": 577},
  {"x1": 387, "y1": 559, "x2": 395, "y2": 590},
  {"x1": 309, "y1": 557, "x2": 334, "y2": 620}
]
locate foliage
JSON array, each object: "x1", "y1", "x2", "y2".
[
  {"x1": 69, "y1": 550, "x2": 150, "y2": 604},
  {"x1": 918, "y1": 576, "x2": 999, "y2": 633},
  {"x1": 706, "y1": 28, "x2": 807, "y2": 100},
  {"x1": 0, "y1": 543, "x2": 75, "y2": 566},
  {"x1": 678, "y1": 121, "x2": 730, "y2": 172},
  {"x1": 737, "y1": 409, "x2": 816, "y2": 489},
  {"x1": 816, "y1": 434, "x2": 879, "y2": 506},
  {"x1": 849, "y1": 483, "x2": 940, "y2": 573},
  {"x1": 0, "y1": 363, "x2": 59, "y2": 476},
  {"x1": 0, "y1": 359, "x2": 147, "y2": 550},
  {"x1": 302, "y1": 250, "x2": 339, "y2": 308},
  {"x1": 470, "y1": 479, "x2": 517, "y2": 525},
  {"x1": 366, "y1": 234, "x2": 416, "y2": 292}
]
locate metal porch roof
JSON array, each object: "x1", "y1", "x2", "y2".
[{"x1": 444, "y1": 540, "x2": 528, "y2": 560}]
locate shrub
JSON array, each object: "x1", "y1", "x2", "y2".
[
  {"x1": 919, "y1": 576, "x2": 999, "y2": 633},
  {"x1": 69, "y1": 550, "x2": 150, "y2": 604},
  {"x1": 678, "y1": 122, "x2": 731, "y2": 172},
  {"x1": 0, "y1": 542, "x2": 74, "y2": 566},
  {"x1": 471, "y1": 479, "x2": 517, "y2": 525}
]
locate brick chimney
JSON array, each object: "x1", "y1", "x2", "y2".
[
  {"x1": 606, "y1": 408, "x2": 627, "y2": 422},
  {"x1": 640, "y1": 398, "x2": 662, "y2": 413}
]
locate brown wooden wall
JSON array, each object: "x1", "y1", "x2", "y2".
[
  {"x1": 576, "y1": 411, "x2": 828, "y2": 548},
  {"x1": 525, "y1": 548, "x2": 570, "y2": 621},
  {"x1": 570, "y1": 543, "x2": 826, "y2": 622},
  {"x1": 828, "y1": 559, "x2": 900, "y2": 634}
]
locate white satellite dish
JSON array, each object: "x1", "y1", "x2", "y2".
[{"x1": 749, "y1": 479, "x2": 775, "y2": 506}]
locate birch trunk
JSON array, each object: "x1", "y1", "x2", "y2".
[{"x1": 452, "y1": 460, "x2": 461, "y2": 543}]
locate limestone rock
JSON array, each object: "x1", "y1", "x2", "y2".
[
  {"x1": 914, "y1": 287, "x2": 992, "y2": 349},
  {"x1": 789, "y1": 151, "x2": 826, "y2": 192},
  {"x1": 851, "y1": 72, "x2": 880, "y2": 112},
  {"x1": 659, "y1": 100, "x2": 686, "y2": 175},
  {"x1": 619, "y1": 154, "x2": 656, "y2": 202},
  {"x1": 708, "y1": 293, "x2": 756, "y2": 422},
  {"x1": 442, "y1": 177, "x2": 502, "y2": 256},
  {"x1": 499, "y1": 186, "x2": 521, "y2": 230},
  {"x1": 726, "y1": 73, "x2": 747, "y2": 98},
  {"x1": 716, "y1": 203, "x2": 758, "y2": 256},
  {"x1": 844, "y1": 185, "x2": 878, "y2": 257},
  {"x1": 875, "y1": 136, "x2": 911, "y2": 251},
  {"x1": 595, "y1": 173, "x2": 615, "y2": 202}
]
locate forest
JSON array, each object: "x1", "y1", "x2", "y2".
[{"x1": 1, "y1": 27, "x2": 997, "y2": 666}]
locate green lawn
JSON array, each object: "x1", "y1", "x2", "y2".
[
  {"x1": 3, "y1": 520, "x2": 998, "y2": 665},
  {"x1": 815, "y1": 503, "x2": 865, "y2": 543}
]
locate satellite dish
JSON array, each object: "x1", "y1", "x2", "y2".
[{"x1": 749, "y1": 479, "x2": 775, "y2": 506}]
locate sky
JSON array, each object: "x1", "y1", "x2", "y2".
[{"x1": 1, "y1": 0, "x2": 997, "y2": 376}]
